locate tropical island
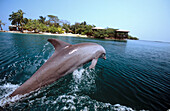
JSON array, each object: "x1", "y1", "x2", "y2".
[{"x1": 0, "y1": 9, "x2": 138, "y2": 40}]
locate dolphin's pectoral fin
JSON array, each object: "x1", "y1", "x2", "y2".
[
  {"x1": 48, "y1": 39, "x2": 71, "y2": 51},
  {"x1": 89, "y1": 58, "x2": 98, "y2": 69}
]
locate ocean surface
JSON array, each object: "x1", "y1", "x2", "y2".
[{"x1": 0, "y1": 32, "x2": 169, "y2": 111}]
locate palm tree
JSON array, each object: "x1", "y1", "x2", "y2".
[
  {"x1": 47, "y1": 15, "x2": 60, "y2": 27},
  {"x1": 18, "y1": 9, "x2": 25, "y2": 31},
  {"x1": 9, "y1": 9, "x2": 25, "y2": 31},
  {"x1": 0, "y1": 20, "x2": 5, "y2": 31},
  {"x1": 39, "y1": 16, "x2": 46, "y2": 24}
]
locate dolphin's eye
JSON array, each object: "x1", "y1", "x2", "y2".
[{"x1": 100, "y1": 53, "x2": 105, "y2": 58}]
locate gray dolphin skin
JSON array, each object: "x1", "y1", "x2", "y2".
[{"x1": 10, "y1": 38, "x2": 106, "y2": 97}]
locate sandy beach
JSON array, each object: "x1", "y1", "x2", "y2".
[{"x1": 4, "y1": 31, "x2": 88, "y2": 38}]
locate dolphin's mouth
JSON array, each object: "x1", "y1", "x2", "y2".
[
  {"x1": 103, "y1": 56, "x2": 106, "y2": 60},
  {"x1": 100, "y1": 53, "x2": 106, "y2": 60}
]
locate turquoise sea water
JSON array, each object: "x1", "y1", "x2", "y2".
[{"x1": 0, "y1": 32, "x2": 169, "y2": 111}]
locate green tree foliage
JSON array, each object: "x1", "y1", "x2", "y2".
[
  {"x1": 38, "y1": 16, "x2": 46, "y2": 24},
  {"x1": 57, "y1": 27, "x2": 65, "y2": 34},
  {"x1": 62, "y1": 23, "x2": 71, "y2": 33},
  {"x1": 83, "y1": 25, "x2": 93, "y2": 36},
  {"x1": 24, "y1": 19, "x2": 46, "y2": 32},
  {"x1": 38, "y1": 23, "x2": 48, "y2": 32},
  {"x1": 47, "y1": 15, "x2": 60, "y2": 27},
  {"x1": 24, "y1": 19, "x2": 32, "y2": 31},
  {"x1": 128, "y1": 35, "x2": 139, "y2": 40},
  {"x1": 0, "y1": 20, "x2": 5, "y2": 30},
  {"x1": 23, "y1": 18, "x2": 64, "y2": 34},
  {"x1": 70, "y1": 21, "x2": 94, "y2": 36},
  {"x1": 49, "y1": 25, "x2": 58, "y2": 33},
  {"x1": 93, "y1": 30, "x2": 108, "y2": 39},
  {"x1": 80, "y1": 21, "x2": 87, "y2": 25},
  {"x1": 70, "y1": 22, "x2": 81, "y2": 34},
  {"x1": 23, "y1": 18, "x2": 28, "y2": 25},
  {"x1": 49, "y1": 25, "x2": 64, "y2": 34},
  {"x1": 106, "y1": 28, "x2": 117, "y2": 37},
  {"x1": 9, "y1": 9, "x2": 25, "y2": 31}
]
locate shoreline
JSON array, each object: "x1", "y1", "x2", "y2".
[
  {"x1": 1, "y1": 31, "x2": 169, "y2": 43},
  {"x1": 1, "y1": 31, "x2": 88, "y2": 38},
  {"x1": 1, "y1": 30, "x2": 128, "y2": 42}
]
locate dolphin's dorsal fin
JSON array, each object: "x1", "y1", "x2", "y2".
[{"x1": 48, "y1": 39, "x2": 71, "y2": 51}]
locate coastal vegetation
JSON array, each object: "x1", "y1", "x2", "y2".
[
  {"x1": 128, "y1": 35, "x2": 139, "y2": 40},
  {"x1": 8, "y1": 9, "x2": 138, "y2": 40},
  {"x1": 9, "y1": 9, "x2": 25, "y2": 31},
  {"x1": 0, "y1": 20, "x2": 5, "y2": 31}
]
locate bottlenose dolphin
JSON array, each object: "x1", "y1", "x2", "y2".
[{"x1": 10, "y1": 38, "x2": 106, "y2": 97}]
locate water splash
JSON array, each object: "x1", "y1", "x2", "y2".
[
  {"x1": 0, "y1": 83, "x2": 19, "y2": 99},
  {"x1": 70, "y1": 68, "x2": 96, "y2": 93},
  {"x1": 0, "y1": 42, "x2": 54, "y2": 107},
  {"x1": 0, "y1": 68, "x2": 146, "y2": 110},
  {"x1": 52, "y1": 94, "x2": 135, "y2": 111},
  {"x1": 0, "y1": 83, "x2": 23, "y2": 107}
]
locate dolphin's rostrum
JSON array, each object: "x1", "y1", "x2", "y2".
[{"x1": 10, "y1": 38, "x2": 106, "y2": 97}]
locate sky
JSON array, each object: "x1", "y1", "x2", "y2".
[{"x1": 0, "y1": 0, "x2": 170, "y2": 42}]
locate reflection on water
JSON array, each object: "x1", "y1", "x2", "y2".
[{"x1": 0, "y1": 32, "x2": 170, "y2": 111}]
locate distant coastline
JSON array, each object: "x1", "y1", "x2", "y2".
[
  {"x1": 0, "y1": 30, "x2": 129, "y2": 42},
  {"x1": 0, "y1": 9, "x2": 139, "y2": 41}
]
